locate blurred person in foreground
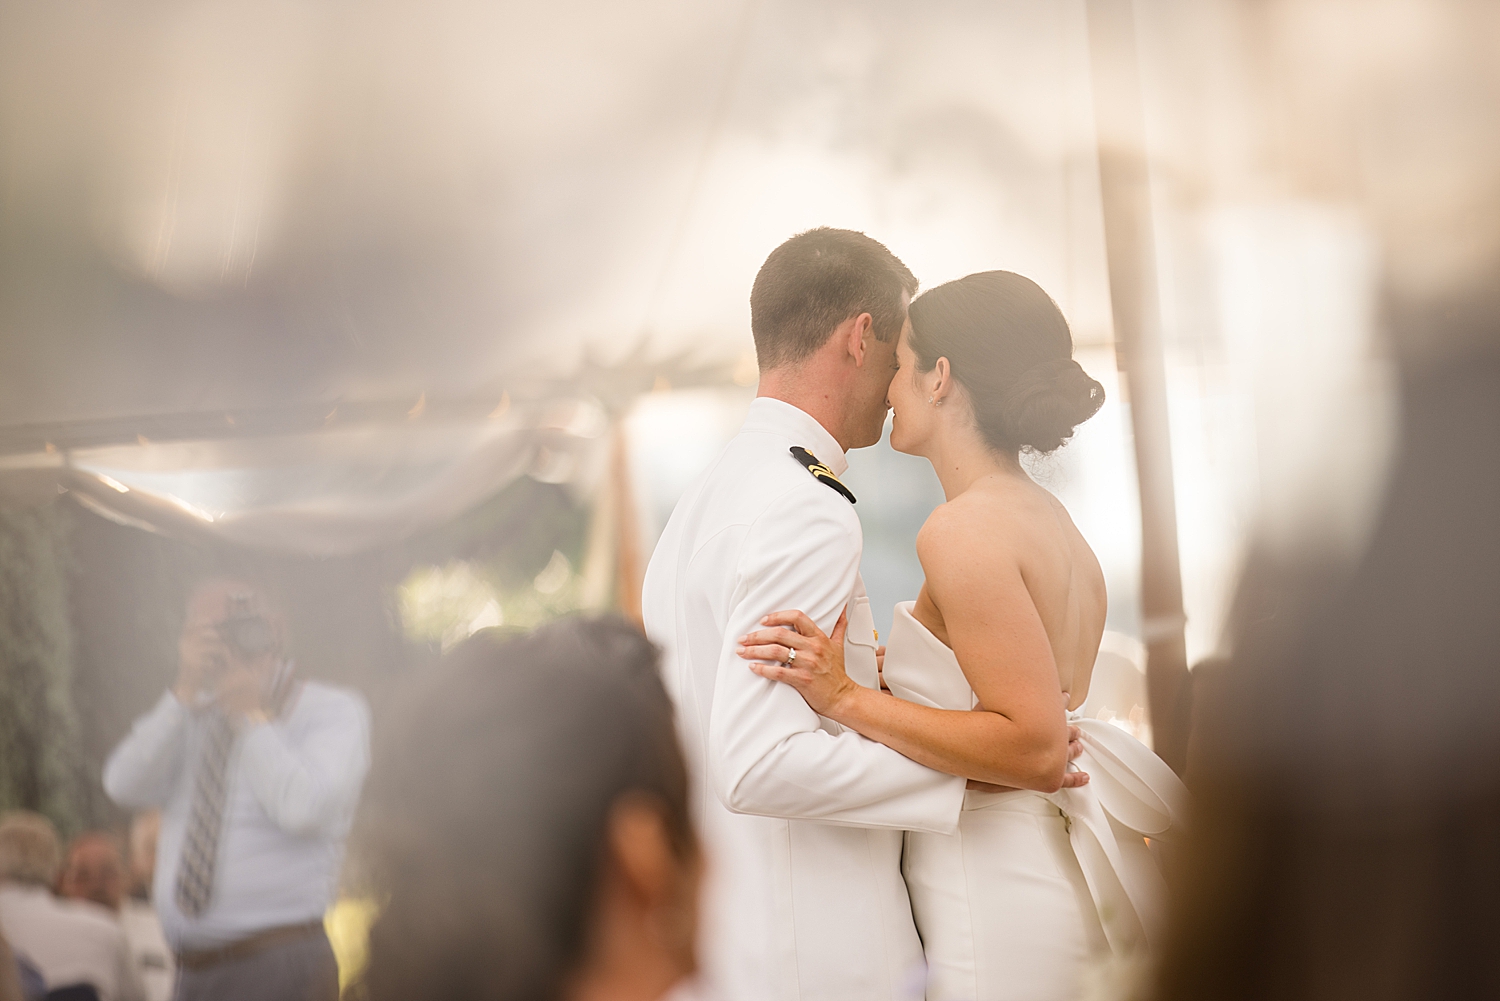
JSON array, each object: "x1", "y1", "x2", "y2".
[
  {"x1": 0, "y1": 812, "x2": 142, "y2": 1001},
  {"x1": 57, "y1": 830, "x2": 173, "y2": 1001},
  {"x1": 1153, "y1": 333, "x2": 1500, "y2": 1001},
  {"x1": 103, "y1": 578, "x2": 371, "y2": 1001},
  {"x1": 1150, "y1": 2, "x2": 1500, "y2": 999},
  {"x1": 354, "y1": 617, "x2": 701, "y2": 1001}
]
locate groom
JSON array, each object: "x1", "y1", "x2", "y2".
[{"x1": 642, "y1": 228, "x2": 967, "y2": 1001}]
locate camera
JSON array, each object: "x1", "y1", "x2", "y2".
[{"x1": 217, "y1": 593, "x2": 277, "y2": 661}]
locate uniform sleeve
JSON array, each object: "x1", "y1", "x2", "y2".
[
  {"x1": 102, "y1": 691, "x2": 190, "y2": 809},
  {"x1": 706, "y1": 487, "x2": 965, "y2": 833},
  {"x1": 238, "y1": 689, "x2": 371, "y2": 838}
]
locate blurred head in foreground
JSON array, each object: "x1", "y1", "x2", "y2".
[
  {"x1": 357, "y1": 617, "x2": 699, "y2": 1001},
  {"x1": 58, "y1": 832, "x2": 126, "y2": 912}
]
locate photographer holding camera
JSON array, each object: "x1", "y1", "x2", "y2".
[{"x1": 104, "y1": 577, "x2": 371, "y2": 1001}]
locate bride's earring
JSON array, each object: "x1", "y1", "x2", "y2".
[{"x1": 928, "y1": 396, "x2": 934, "y2": 405}]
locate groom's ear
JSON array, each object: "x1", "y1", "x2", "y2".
[{"x1": 843, "y1": 312, "x2": 875, "y2": 366}]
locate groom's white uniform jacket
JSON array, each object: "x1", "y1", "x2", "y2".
[{"x1": 643, "y1": 398, "x2": 966, "y2": 1001}]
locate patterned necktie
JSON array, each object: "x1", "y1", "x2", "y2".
[{"x1": 174, "y1": 709, "x2": 237, "y2": 917}]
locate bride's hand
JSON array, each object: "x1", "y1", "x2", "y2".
[{"x1": 737, "y1": 608, "x2": 858, "y2": 718}]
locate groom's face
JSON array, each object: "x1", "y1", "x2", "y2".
[{"x1": 845, "y1": 305, "x2": 909, "y2": 450}]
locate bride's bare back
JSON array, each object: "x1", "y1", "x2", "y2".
[{"x1": 911, "y1": 471, "x2": 1106, "y2": 712}]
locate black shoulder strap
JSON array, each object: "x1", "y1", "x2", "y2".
[{"x1": 789, "y1": 447, "x2": 857, "y2": 504}]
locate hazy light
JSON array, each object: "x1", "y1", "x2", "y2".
[
  {"x1": 533, "y1": 550, "x2": 573, "y2": 596},
  {"x1": 161, "y1": 493, "x2": 218, "y2": 523}
]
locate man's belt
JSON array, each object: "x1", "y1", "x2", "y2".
[{"x1": 175, "y1": 920, "x2": 326, "y2": 971}]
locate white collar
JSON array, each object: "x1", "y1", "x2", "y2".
[{"x1": 740, "y1": 398, "x2": 849, "y2": 476}]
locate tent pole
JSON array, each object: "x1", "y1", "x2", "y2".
[{"x1": 1084, "y1": 0, "x2": 1190, "y2": 772}]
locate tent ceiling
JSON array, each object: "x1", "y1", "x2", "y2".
[
  {"x1": 1, "y1": 0, "x2": 1115, "y2": 430},
  {"x1": 1, "y1": 0, "x2": 1124, "y2": 552}
]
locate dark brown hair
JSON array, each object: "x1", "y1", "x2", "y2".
[
  {"x1": 750, "y1": 227, "x2": 918, "y2": 370},
  {"x1": 356, "y1": 617, "x2": 691, "y2": 1001},
  {"x1": 907, "y1": 270, "x2": 1103, "y2": 455}
]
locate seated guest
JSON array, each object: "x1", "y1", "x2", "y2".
[
  {"x1": 1, "y1": 925, "x2": 30, "y2": 1001},
  {"x1": 0, "y1": 813, "x2": 142, "y2": 1001},
  {"x1": 103, "y1": 577, "x2": 371, "y2": 1001},
  {"x1": 356, "y1": 617, "x2": 702, "y2": 1001},
  {"x1": 58, "y1": 833, "x2": 125, "y2": 911},
  {"x1": 121, "y1": 815, "x2": 173, "y2": 1001},
  {"x1": 58, "y1": 831, "x2": 172, "y2": 1001}
]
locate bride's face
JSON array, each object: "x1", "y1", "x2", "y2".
[{"x1": 887, "y1": 328, "x2": 939, "y2": 456}]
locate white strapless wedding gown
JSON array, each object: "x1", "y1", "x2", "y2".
[{"x1": 882, "y1": 601, "x2": 1188, "y2": 1001}]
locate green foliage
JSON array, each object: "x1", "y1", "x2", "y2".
[
  {"x1": 486, "y1": 549, "x2": 588, "y2": 632},
  {"x1": 396, "y1": 547, "x2": 588, "y2": 647},
  {"x1": 399, "y1": 478, "x2": 589, "y2": 590},
  {"x1": 0, "y1": 501, "x2": 85, "y2": 836},
  {"x1": 397, "y1": 561, "x2": 502, "y2": 647},
  {"x1": 394, "y1": 476, "x2": 596, "y2": 644}
]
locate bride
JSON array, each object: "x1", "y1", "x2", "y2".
[{"x1": 736, "y1": 271, "x2": 1186, "y2": 1001}]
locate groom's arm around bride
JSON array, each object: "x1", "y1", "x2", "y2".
[{"x1": 705, "y1": 451, "x2": 966, "y2": 828}]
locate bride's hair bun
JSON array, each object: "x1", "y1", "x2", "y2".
[
  {"x1": 998, "y1": 358, "x2": 1105, "y2": 454},
  {"x1": 907, "y1": 271, "x2": 1105, "y2": 456}
]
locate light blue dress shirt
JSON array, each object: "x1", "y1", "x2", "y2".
[{"x1": 103, "y1": 681, "x2": 371, "y2": 950}]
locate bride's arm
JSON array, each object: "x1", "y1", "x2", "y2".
[{"x1": 738, "y1": 513, "x2": 1071, "y2": 793}]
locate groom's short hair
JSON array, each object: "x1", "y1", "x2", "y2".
[{"x1": 750, "y1": 228, "x2": 918, "y2": 369}]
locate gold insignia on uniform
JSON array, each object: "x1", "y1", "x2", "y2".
[{"x1": 789, "y1": 446, "x2": 857, "y2": 504}]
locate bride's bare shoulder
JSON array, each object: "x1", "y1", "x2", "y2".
[{"x1": 915, "y1": 482, "x2": 1035, "y2": 570}]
